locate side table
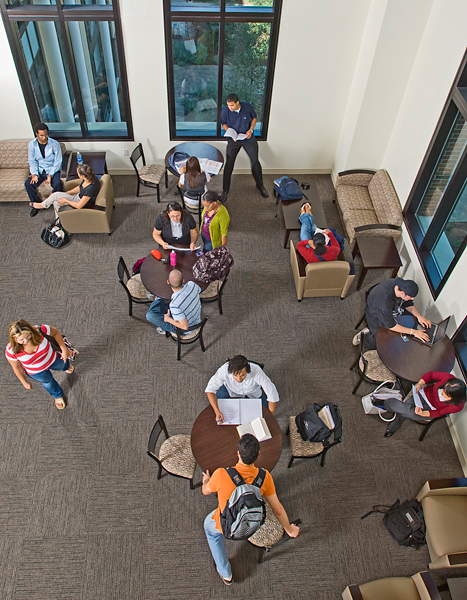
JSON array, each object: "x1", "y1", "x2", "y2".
[
  {"x1": 352, "y1": 236, "x2": 401, "y2": 290},
  {"x1": 62, "y1": 151, "x2": 108, "y2": 180}
]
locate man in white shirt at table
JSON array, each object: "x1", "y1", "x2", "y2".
[{"x1": 205, "y1": 355, "x2": 279, "y2": 423}]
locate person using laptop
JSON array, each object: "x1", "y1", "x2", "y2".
[
  {"x1": 205, "y1": 355, "x2": 279, "y2": 423},
  {"x1": 353, "y1": 277, "x2": 431, "y2": 350},
  {"x1": 375, "y1": 371, "x2": 466, "y2": 436}
]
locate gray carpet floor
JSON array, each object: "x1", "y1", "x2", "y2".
[{"x1": 0, "y1": 172, "x2": 463, "y2": 600}]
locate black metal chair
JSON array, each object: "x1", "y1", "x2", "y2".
[
  {"x1": 350, "y1": 331, "x2": 396, "y2": 394},
  {"x1": 177, "y1": 185, "x2": 203, "y2": 226},
  {"x1": 354, "y1": 283, "x2": 377, "y2": 330},
  {"x1": 248, "y1": 501, "x2": 301, "y2": 563},
  {"x1": 286, "y1": 416, "x2": 341, "y2": 468},
  {"x1": 199, "y1": 273, "x2": 230, "y2": 315},
  {"x1": 147, "y1": 415, "x2": 196, "y2": 489},
  {"x1": 401, "y1": 388, "x2": 449, "y2": 442},
  {"x1": 130, "y1": 143, "x2": 168, "y2": 202},
  {"x1": 165, "y1": 316, "x2": 208, "y2": 361},
  {"x1": 117, "y1": 256, "x2": 152, "y2": 317}
]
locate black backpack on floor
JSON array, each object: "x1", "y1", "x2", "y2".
[{"x1": 361, "y1": 499, "x2": 426, "y2": 549}]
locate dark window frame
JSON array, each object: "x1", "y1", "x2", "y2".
[
  {"x1": 0, "y1": 0, "x2": 133, "y2": 141},
  {"x1": 403, "y1": 49, "x2": 467, "y2": 299},
  {"x1": 163, "y1": 0, "x2": 282, "y2": 141}
]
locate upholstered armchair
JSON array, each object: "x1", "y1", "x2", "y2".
[
  {"x1": 342, "y1": 571, "x2": 441, "y2": 600},
  {"x1": 290, "y1": 239, "x2": 355, "y2": 300},
  {"x1": 416, "y1": 477, "x2": 467, "y2": 569},
  {"x1": 58, "y1": 174, "x2": 114, "y2": 234}
]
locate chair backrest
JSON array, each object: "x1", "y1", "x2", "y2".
[
  {"x1": 117, "y1": 256, "x2": 130, "y2": 286},
  {"x1": 175, "y1": 316, "x2": 208, "y2": 338},
  {"x1": 95, "y1": 173, "x2": 113, "y2": 210},
  {"x1": 130, "y1": 143, "x2": 145, "y2": 172},
  {"x1": 225, "y1": 357, "x2": 265, "y2": 370},
  {"x1": 147, "y1": 415, "x2": 169, "y2": 460}
]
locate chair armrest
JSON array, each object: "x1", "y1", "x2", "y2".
[
  {"x1": 64, "y1": 179, "x2": 80, "y2": 192},
  {"x1": 429, "y1": 552, "x2": 467, "y2": 569},
  {"x1": 417, "y1": 478, "x2": 467, "y2": 501},
  {"x1": 412, "y1": 571, "x2": 442, "y2": 600},
  {"x1": 354, "y1": 224, "x2": 402, "y2": 233},
  {"x1": 342, "y1": 585, "x2": 363, "y2": 600}
]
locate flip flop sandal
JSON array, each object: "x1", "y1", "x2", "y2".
[
  {"x1": 55, "y1": 397, "x2": 66, "y2": 410},
  {"x1": 65, "y1": 364, "x2": 74, "y2": 374}
]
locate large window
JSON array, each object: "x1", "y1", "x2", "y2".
[
  {"x1": 0, "y1": 0, "x2": 132, "y2": 140},
  {"x1": 453, "y1": 316, "x2": 467, "y2": 381},
  {"x1": 404, "y1": 50, "x2": 467, "y2": 298},
  {"x1": 163, "y1": 0, "x2": 282, "y2": 140}
]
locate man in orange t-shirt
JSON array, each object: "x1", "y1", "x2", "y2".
[{"x1": 202, "y1": 434, "x2": 300, "y2": 585}]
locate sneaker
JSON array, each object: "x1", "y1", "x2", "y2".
[
  {"x1": 156, "y1": 327, "x2": 165, "y2": 335},
  {"x1": 371, "y1": 398, "x2": 386, "y2": 410},
  {"x1": 219, "y1": 573, "x2": 233, "y2": 586},
  {"x1": 352, "y1": 327, "x2": 369, "y2": 346}
]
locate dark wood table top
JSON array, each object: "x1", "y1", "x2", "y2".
[
  {"x1": 62, "y1": 151, "x2": 107, "y2": 180},
  {"x1": 281, "y1": 180, "x2": 324, "y2": 230},
  {"x1": 140, "y1": 248, "x2": 208, "y2": 300},
  {"x1": 355, "y1": 236, "x2": 402, "y2": 268},
  {"x1": 376, "y1": 327, "x2": 456, "y2": 382},
  {"x1": 191, "y1": 405, "x2": 282, "y2": 473},
  {"x1": 165, "y1": 142, "x2": 224, "y2": 176}
]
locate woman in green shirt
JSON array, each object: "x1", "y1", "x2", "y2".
[{"x1": 200, "y1": 191, "x2": 230, "y2": 251}]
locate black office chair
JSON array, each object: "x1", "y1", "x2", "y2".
[
  {"x1": 165, "y1": 316, "x2": 208, "y2": 361},
  {"x1": 130, "y1": 143, "x2": 168, "y2": 202},
  {"x1": 350, "y1": 331, "x2": 396, "y2": 394},
  {"x1": 177, "y1": 185, "x2": 203, "y2": 226},
  {"x1": 147, "y1": 415, "x2": 196, "y2": 489},
  {"x1": 117, "y1": 256, "x2": 152, "y2": 317}
]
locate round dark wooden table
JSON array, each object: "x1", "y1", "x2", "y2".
[
  {"x1": 140, "y1": 248, "x2": 208, "y2": 300},
  {"x1": 164, "y1": 142, "x2": 224, "y2": 176},
  {"x1": 191, "y1": 405, "x2": 282, "y2": 474},
  {"x1": 376, "y1": 327, "x2": 456, "y2": 382}
]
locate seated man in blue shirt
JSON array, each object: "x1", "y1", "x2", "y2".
[
  {"x1": 25, "y1": 123, "x2": 63, "y2": 217},
  {"x1": 146, "y1": 269, "x2": 201, "y2": 335},
  {"x1": 220, "y1": 93, "x2": 268, "y2": 201}
]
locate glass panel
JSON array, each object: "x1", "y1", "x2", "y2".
[
  {"x1": 172, "y1": 21, "x2": 219, "y2": 137},
  {"x1": 171, "y1": 0, "x2": 219, "y2": 8},
  {"x1": 431, "y1": 179, "x2": 467, "y2": 278},
  {"x1": 6, "y1": 0, "x2": 57, "y2": 6},
  {"x1": 62, "y1": 0, "x2": 113, "y2": 5},
  {"x1": 226, "y1": 0, "x2": 273, "y2": 6},
  {"x1": 416, "y1": 106, "x2": 467, "y2": 235},
  {"x1": 67, "y1": 20, "x2": 128, "y2": 137},
  {"x1": 453, "y1": 317, "x2": 467, "y2": 379},
  {"x1": 15, "y1": 20, "x2": 79, "y2": 134},
  {"x1": 222, "y1": 21, "x2": 271, "y2": 134}
]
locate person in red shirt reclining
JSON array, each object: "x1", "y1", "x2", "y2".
[{"x1": 296, "y1": 229, "x2": 341, "y2": 264}]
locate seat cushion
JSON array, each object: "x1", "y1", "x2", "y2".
[
  {"x1": 169, "y1": 326, "x2": 201, "y2": 340},
  {"x1": 360, "y1": 351, "x2": 395, "y2": 383},
  {"x1": 139, "y1": 164, "x2": 166, "y2": 185},
  {"x1": 126, "y1": 273, "x2": 148, "y2": 299},
  {"x1": 368, "y1": 169, "x2": 402, "y2": 227},
  {"x1": 159, "y1": 434, "x2": 196, "y2": 479},
  {"x1": 357, "y1": 577, "x2": 420, "y2": 600},
  {"x1": 337, "y1": 185, "x2": 374, "y2": 212},
  {"x1": 289, "y1": 416, "x2": 324, "y2": 457},
  {"x1": 199, "y1": 280, "x2": 221, "y2": 299},
  {"x1": 248, "y1": 503, "x2": 284, "y2": 548},
  {"x1": 422, "y1": 495, "x2": 467, "y2": 559},
  {"x1": 0, "y1": 168, "x2": 30, "y2": 201}
]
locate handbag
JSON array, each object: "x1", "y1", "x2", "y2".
[
  {"x1": 41, "y1": 327, "x2": 79, "y2": 362},
  {"x1": 362, "y1": 380, "x2": 401, "y2": 421},
  {"x1": 41, "y1": 218, "x2": 70, "y2": 249}
]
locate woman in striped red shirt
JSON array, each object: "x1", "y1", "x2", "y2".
[{"x1": 5, "y1": 319, "x2": 73, "y2": 409}]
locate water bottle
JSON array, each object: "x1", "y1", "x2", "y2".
[
  {"x1": 170, "y1": 250, "x2": 177, "y2": 267},
  {"x1": 76, "y1": 151, "x2": 83, "y2": 165}
]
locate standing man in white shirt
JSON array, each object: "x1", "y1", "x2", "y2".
[{"x1": 205, "y1": 355, "x2": 279, "y2": 423}]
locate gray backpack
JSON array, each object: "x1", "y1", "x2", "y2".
[{"x1": 220, "y1": 467, "x2": 266, "y2": 540}]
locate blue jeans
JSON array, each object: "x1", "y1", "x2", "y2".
[
  {"x1": 28, "y1": 355, "x2": 70, "y2": 399},
  {"x1": 204, "y1": 510, "x2": 232, "y2": 580},
  {"x1": 146, "y1": 298, "x2": 177, "y2": 333},
  {"x1": 201, "y1": 232, "x2": 213, "y2": 252},
  {"x1": 216, "y1": 384, "x2": 268, "y2": 409},
  {"x1": 299, "y1": 213, "x2": 316, "y2": 241}
]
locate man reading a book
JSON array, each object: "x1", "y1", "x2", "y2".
[
  {"x1": 205, "y1": 355, "x2": 279, "y2": 423},
  {"x1": 202, "y1": 433, "x2": 300, "y2": 585},
  {"x1": 220, "y1": 93, "x2": 268, "y2": 201}
]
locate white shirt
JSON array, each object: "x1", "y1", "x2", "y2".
[
  {"x1": 170, "y1": 220, "x2": 183, "y2": 239},
  {"x1": 205, "y1": 362, "x2": 279, "y2": 404}
]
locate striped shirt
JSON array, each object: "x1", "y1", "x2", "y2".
[
  {"x1": 5, "y1": 325, "x2": 57, "y2": 374},
  {"x1": 169, "y1": 281, "x2": 201, "y2": 328}
]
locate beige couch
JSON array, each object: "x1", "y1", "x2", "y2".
[
  {"x1": 0, "y1": 139, "x2": 66, "y2": 202},
  {"x1": 58, "y1": 174, "x2": 114, "y2": 234},
  {"x1": 290, "y1": 240, "x2": 355, "y2": 300},
  {"x1": 335, "y1": 169, "x2": 402, "y2": 251}
]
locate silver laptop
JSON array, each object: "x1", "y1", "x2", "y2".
[{"x1": 415, "y1": 315, "x2": 450, "y2": 346}]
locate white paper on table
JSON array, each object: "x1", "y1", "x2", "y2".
[
  {"x1": 199, "y1": 157, "x2": 222, "y2": 176},
  {"x1": 217, "y1": 398, "x2": 262, "y2": 425},
  {"x1": 165, "y1": 244, "x2": 201, "y2": 252}
]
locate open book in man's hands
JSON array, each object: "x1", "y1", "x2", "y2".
[{"x1": 224, "y1": 127, "x2": 248, "y2": 142}]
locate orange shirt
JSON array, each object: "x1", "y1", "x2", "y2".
[{"x1": 208, "y1": 462, "x2": 276, "y2": 532}]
